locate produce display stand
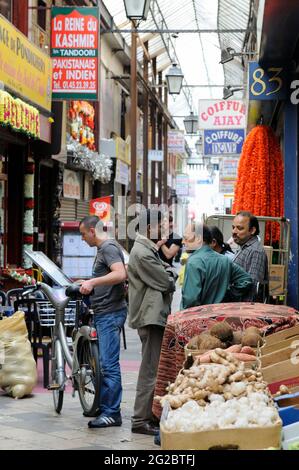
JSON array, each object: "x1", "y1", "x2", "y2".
[
  {"x1": 205, "y1": 214, "x2": 291, "y2": 304},
  {"x1": 153, "y1": 302, "x2": 298, "y2": 420}
]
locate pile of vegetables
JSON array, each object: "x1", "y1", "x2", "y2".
[
  {"x1": 186, "y1": 321, "x2": 264, "y2": 353},
  {"x1": 162, "y1": 393, "x2": 280, "y2": 432},
  {"x1": 155, "y1": 348, "x2": 266, "y2": 409}
]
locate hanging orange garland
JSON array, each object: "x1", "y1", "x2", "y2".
[{"x1": 232, "y1": 125, "x2": 284, "y2": 244}]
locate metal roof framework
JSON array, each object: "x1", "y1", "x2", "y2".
[{"x1": 101, "y1": 0, "x2": 252, "y2": 134}]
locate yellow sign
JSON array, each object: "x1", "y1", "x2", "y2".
[
  {"x1": 115, "y1": 136, "x2": 131, "y2": 165},
  {"x1": 0, "y1": 15, "x2": 52, "y2": 112}
]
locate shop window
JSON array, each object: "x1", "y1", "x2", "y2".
[
  {"x1": 37, "y1": 0, "x2": 47, "y2": 31},
  {"x1": 69, "y1": 101, "x2": 96, "y2": 150},
  {"x1": 0, "y1": 0, "x2": 13, "y2": 21}
]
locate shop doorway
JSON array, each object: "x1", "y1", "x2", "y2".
[
  {"x1": 7, "y1": 147, "x2": 25, "y2": 266},
  {"x1": 37, "y1": 162, "x2": 55, "y2": 259}
]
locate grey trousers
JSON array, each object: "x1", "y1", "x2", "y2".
[{"x1": 132, "y1": 325, "x2": 164, "y2": 426}]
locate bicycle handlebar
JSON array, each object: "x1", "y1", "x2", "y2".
[{"x1": 21, "y1": 282, "x2": 93, "y2": 308}]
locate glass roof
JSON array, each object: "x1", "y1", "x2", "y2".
[{"x1": 102, "y1": 0, "x2": 251, "y2": 146}]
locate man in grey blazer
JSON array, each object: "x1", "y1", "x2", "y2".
[{"x1": 128, "y1": 209, "x2": 176, "y2": 436}]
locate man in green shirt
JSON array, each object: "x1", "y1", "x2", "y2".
[{"x1": 181, "y1": 223, "x2": 252, "y2": 309}]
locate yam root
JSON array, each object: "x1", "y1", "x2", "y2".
[
  {"x1": 226, "y1": 344, "x2": 242, "y2": 353},
  {"x1": 230, "y1": 352, "x2": 257, "y2": 362},
  {"x1": 240, "y1": 346, "x2": 256, "y2": 356}
]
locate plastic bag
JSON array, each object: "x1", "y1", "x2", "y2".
[{"x1": 0, "y1": 311, "x2": 37, "y2": 398}]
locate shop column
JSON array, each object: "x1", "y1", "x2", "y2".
[{"x1": 284, "y1": 101, "x2": 299, "y2": 308}]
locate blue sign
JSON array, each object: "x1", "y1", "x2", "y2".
[
  {"x1": 203, "y1": 129, "x2": 245, "y2": 156},
  {"x1": 197, "y1": 179, "x2": 213, "y2": 185},
  {"x1": 248, "y1": 62, "x2": 288, "y2": 100}
]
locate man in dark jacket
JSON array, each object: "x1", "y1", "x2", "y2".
[{"x1": 128, "y1": 209, "x2": 177, "y2": 436}]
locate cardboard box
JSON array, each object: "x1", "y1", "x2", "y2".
[
  {"x1": 262, "y1": 335, "x2": 299, "y2": 355},
  {"x1": 261, "y1": 346, "x2": 296, "y2": 368},
  {"x1": 269, "y1": 264, "x2": 285, "y2": 296},
  {"x1": 264, "y1": 325, "x2": 299, "y2": 347},
  {"x1": 264, "y1": 246, "x2": 273, "y2": 266},
  {"x1": 160, "y1": 422, "x2": 282, "y2": 450},
  {"x1": 262, "y1": 359, "x2": 299, "y2": 394}
]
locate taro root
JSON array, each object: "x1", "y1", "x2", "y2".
[
  {"x1": 244, "y1": 326, "x2": 261, "y2": 336},
  {"x1": 199, "y1": 333, "x2": 226, "y2": 350},
  {"x1": 231, "y1": 331, "x2": 243, "y2": 345},
  {"x1": 210, "y1": 321, "x2": 233, "y2": 343},
  {"x1": 241, "y1": 331, "x2": 263, "y2": 348},
  {"x1": 187, "y1": 335, "x2": 202, "y2": 350}
]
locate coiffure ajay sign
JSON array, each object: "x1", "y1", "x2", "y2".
[{"x1": 198, "y1": 100, "x2": 246, "y2": 129}]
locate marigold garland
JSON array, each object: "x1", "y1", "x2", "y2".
[{"x1": 232, "y1": 125, "x2": 284, "y2": 244}]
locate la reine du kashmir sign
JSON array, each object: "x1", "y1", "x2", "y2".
[{"x1": 51, "y1": 7, "x2": 99, "y2": 100}]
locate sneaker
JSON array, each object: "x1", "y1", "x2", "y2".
[
  {"x1": 88, "y1": 415, "x2": 122, "y2": 428},
  {"x1": 154, "y1": 430, "x2": 161, "y2": 446}
]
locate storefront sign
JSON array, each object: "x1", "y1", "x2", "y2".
[
  {"x1": 199, "y1": 100, "x2": 246, "y2": 129},
  {"x1": 168, "y1": 130, "x2": 185, "y2": 154},
  {"x1": 0, "y1": 90, "x2": 40, "y2": 138},
  {"x1": 115, "y1": 160, "x2": 129, "y2": 186},
  {"x1": 248, "y1": 62, "x2": 288, "y2": 100},
  {"x1": 203, "y1": 129, "x2": 244, "y2": 155},
  {"x1": 0, "y1": 15, "x2": 52, "y2": 112},
  {"x1": 219, "y1": 177, "x2": 237, "y2": 194},
  {"x1": 148, "y1": 149, "x2": 163, "y2": 162},
  {"x1": 115, "y1": 136, "x2": 131, "y2": 165},
  {"x1": 63, "y1": 169, "x2": 80, "y2": 199},
  {"x1": 220, "y1": 158, "x2": 239, "y2": 177},
  {"x1": 197, "y1": 179, "x2": 213, "y2": 185},
  {"x1": 176, "y1": 174, "x2": 189, "y2": 196},
  {"x1": 51, "y1": 7, "x2": 99, "y2": 100},
  {"x1": 89, "y1": 196, "x2": 111, "y2": 223}
]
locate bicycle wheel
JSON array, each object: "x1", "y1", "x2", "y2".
[
  {"x1": 77, "y1": 339, "x2": 100, "y2": 417},
  {"x1": 51, "y1": 339, "x2": 65, "y2": 414}
]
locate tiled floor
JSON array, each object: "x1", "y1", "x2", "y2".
[
  {"x1": 0, "y1": 275, "x2": 182, "y2": 450},
  {"x1": 0, "y1": 359, "x2": 158, "y2": 450}
]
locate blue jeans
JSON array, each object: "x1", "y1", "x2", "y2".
[{"x1": 93, "y1": 308, "x2": 127, "y2": 418}]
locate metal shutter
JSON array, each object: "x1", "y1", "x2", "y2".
[{"x1": 60, "y1": 198, "x2": 76, "y2": 221}]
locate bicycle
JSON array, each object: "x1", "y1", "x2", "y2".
[{"x1": 23, "y1": 282, "x2": 101, "y2": 416}]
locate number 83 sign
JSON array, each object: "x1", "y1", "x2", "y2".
[{"x1": 248, "y1": 61, "x2": 288, "y2": 100}]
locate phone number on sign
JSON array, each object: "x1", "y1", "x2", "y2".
[{"x1": 62, "y1": 81, "x2": 96, "y2": 90}]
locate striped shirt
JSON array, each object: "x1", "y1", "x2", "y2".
[{"x1": 233, "y1": 236, "x2": 269, "y2": 301}]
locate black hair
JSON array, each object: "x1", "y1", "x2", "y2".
[
  {"x1": 210, "y1": 225, "x2": 233, "y2": 253},
  {"x1": 236, "y1": 211, "x2": 260, "y2": 236},
  {"x1": 203, "y1": 224, "x2": 212, "y2": 244},
  {"x1": 80, "y1": 215, "x2": 104, "y2": 232}
]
